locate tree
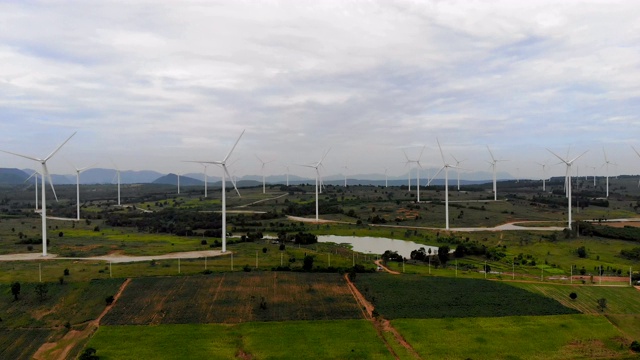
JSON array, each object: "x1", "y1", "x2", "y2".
[
  {"x1": 569, "y1": 292, "x2": 577, "y2": 300},
  {"x1": 576, "y1": 246, "x2": 587, "y2": 258},
  {"x1": 303, "y1": 255, "x2": 314, "y2": 271},
  {"x1": 630, "y1": 340, "x2": 640, "y2": 352},
  {"x1": 11, "y1": 282, "x2": 20, "y2": 300},
  {"x1": 35, "y1": 283, "x2": 48, "y2": 301},
  {"x1": 597, "y1": 298, "x2": 607, "y2": 312},
  {"x1": 105, "y1": 295, "x2": 115, "y2": 306},
  {"x1": 438, "y1": 245, "x2": 450, "y2": 266},
  {"x1": 79, "y1": 347, "x2": 99, "y2": 360}
]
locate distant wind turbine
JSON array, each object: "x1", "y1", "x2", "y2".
[
  {"x1": 255, "y1": 155, "x2": 274, "y2": 194},
  {"x1": 535, "y1": 162, "x2": 548, "y2": 192},
  {"x1": 384, "y1": 168, "x2": 388, "y2": 188},
  {"x1": 185, "y1": 130, "x2": 244, "y2": 253},
  {"x1": 547, "y1": 148, "x2": 587, "y2": 230},
  {"x1": 486, "y1": 146, "x2": 507, "y2": 201},
  {"x1": 202, "y1": 164, "x2": 209, "y2": 198},
  {"x1": 451, "y1": 155, "x2": 465, "y2": 191},
  {"x1": 602, "y1": 147, "x2": 616, "y2": 198},
  {"x1": 404, "y1": 146, "x2": 426, "y2": 202},
  {"x1": 631, "y1": 146, "x2": 640, "y2": 187},
  {"x1": 430, "y1": 138, "x2": 458, "y2": 230},
  {"x1": 72, "y1": 163, "x2": 93, "y2": 220},
  {"x1": 301, "y1": 149, "x2": 330, "y2": 221},
  {"x1": 0, "y1": 132, "x2": 76, "y2": 256}
]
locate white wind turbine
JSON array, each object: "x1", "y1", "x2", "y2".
[
  {"x1": 255, "y1": 155, "x2": 274, "y2": 194},
  {"x1": 602, "y1": 147, "x2": 616, "y2": 198},
  {"x1": 0, "y1": 132, "x2": 76, "y2": 256},
  {"x1": 25, "y1": 170, "x2": 40, "y2": 210},
  {"x1": 301, "y1": 149, "x2": 330, "y2": 221},
  {"x1": 451, "y1": 155, "x2": 465, "y2": 191},
  {"x1": 284, "y1": 165, "x2": 290, "y2": 187},
  {"x1": 589, "y1": 165, "x2": 597, "y2": 186},
  {"x1": 177, "y1": 172, "x2": 181, "y2": 195},
  {"x1": 547, "y1": 148, "x2": 587, "y2": 230},
  {"x1": 186, "y1": 130, "x2": 244, "y2": 253},
  {"x1": 384, "y1": 168, "x2": 388, "y2": 188},
  {"x1": 403, "y1": 146, "x2": 426, "y2": 202},
  {"x1": 430, "y1": 139, "x2": 457, "y2": 230},
  {"x1": 631, "y1": 146, "x2": 640, "y2": 187},
  {"x1": 342, "y1": 162, "x2": 349, "y2": 187},
  {"x1": 72, "y1": 163, "x2": 93, "y2": 220},
  {"x1": 110, "y1": 160, "x2": 123, "y2": 206},
  {"x1": 486, "y1": 146, "x2": 507, "y2": 201},
  {"x1": 535, "y1": 161, "x2": 548, "y2": 192},
  {"x1": 202, "y1": 164, "x2": 209, "y2": 198}
]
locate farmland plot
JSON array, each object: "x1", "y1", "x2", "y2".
[
  {"x1": 0, "y1": 329, "x2": 54, "y2": 360},
  {"x1": 102, "y1": 272, "x2": 362, "y2": 325},
  {"x1": 354, "y1": 273, "x2": 578, "y2": 319}
]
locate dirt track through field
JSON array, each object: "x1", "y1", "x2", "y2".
[
  {"x1": 343, "y1": 273, "x2": 422, "y2": 360},
  {"x1": 33, "y1": 278, "x2": 131, "y2": 360}
]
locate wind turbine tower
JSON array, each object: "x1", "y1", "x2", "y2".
[
  {"x1": 185, "y1": 130, "x2": 245, "y2": 253},
  {"x1": 535, "y1": 162, "x2": 547, "y2": 192},
  {"x1": 486, "y1": 146, "x2": 507, "y2": 201},
  {"x1": 0, "y1": 132, "x2": 76, "y2": 256},
  {"x1": 431, "y1": 139, "x2": 457, "y2": 230},
  {"x1": 255, "y1": 155, "x2": 274, "y2": 194},
  {"x1": 547, "y1": 148, "x2": 587, "y2": 230},
  {"x1": 73, "y1": 164, "x2": 93, "y2": 220},
  {"x1": 451, "y1": 155, "x2": 465, "y2": 191},
  {"x1": 602, "y1": 147, "x2": 615, "y2": 198},
  {"x1": 302, "y1": 149, "x2": 330, "y2": 221},
  {"x1": 404, "y1": 146, "x2": 426, "y2": 202}
]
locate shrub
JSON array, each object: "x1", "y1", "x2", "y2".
[
  {"x1": 64, "y1": 268, "x2": 70, "y2": 276},
  {"x1": 105, "y1": 295, "x2": 115, "y2": 306},
  {"x1": 630, "y1": 340, "x2": 640, "y2": 352},
  {"x1": 569, "y1": 292, "x2": 577, "y2": 300}
]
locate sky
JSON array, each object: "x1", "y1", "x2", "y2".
[{"x1": 1, "y1": 0, "x2": 640, "y2": 181}]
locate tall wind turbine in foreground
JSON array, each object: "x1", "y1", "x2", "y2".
[
  {"x1": 602, "y1": 147, "x2": 615, "y2": 198},
  {"x1": 72, "y1": 163, "x2": 93, "y2": 220},
  {"x1": 547, "y1": 148, "x2": 587, "y2": 230},
  {"x1": 404, "y1": 146, "x2": 425, "y2": 202},
  {"x1": 302, "y1": 149, "x2": 330, "y2": 221},
  {"x1": 431, "y1": 139, "x2": 457, "y2": 230},
  {"x1": 0, "y1": 132, "x2": 76, "y2": 256},
  {"x1": 486, "y1": 146, "x2": 507, "y2": 201},
  {"x1": 186, "y1": 130, "x2": 244, "y2": 253}
]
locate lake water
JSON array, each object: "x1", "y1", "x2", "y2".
[{"x1": 317, "y1": 235, "x2": 438, "y2": 259}]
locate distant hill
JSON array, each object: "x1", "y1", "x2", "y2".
[
  {"x1": 153, "y1": 173, "x2": 203, "y2": 186},
  {"x1": 0, "y1": 168, "x2": 30, "y2": 184}
]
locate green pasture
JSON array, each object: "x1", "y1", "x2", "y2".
[
  {"x1": 393, "y1": 315, "x2": 633, "y2": 360},
  {"x1": 87, "y1": 320, "x2": 392, "y2": 360}
]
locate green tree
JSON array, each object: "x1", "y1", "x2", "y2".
[
  {"x1": 79, "y1": 347, "x2": 99, "y2": 360},
  {"x1": 303, "y1": 255, "x2": 314, "y2": 271},
  {"x1": 438, "y1": 245, "x2": 450, "y2": 266},
  {"x1": 11, "y1": 282, "x2": 20, "y2": 300},
  {"x1": 597, "y1": 298, "x2": 607, "y2": 312},
  {"x1": 569, "y1": 292, "x2": 577, "y2": 300},
  {"x1": 576, "y1": 246, "x2": 587, "y2": 258}
]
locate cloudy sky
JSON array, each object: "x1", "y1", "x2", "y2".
[{"x1": 1, "y1": 0, "x2": 640, "y2": 180}]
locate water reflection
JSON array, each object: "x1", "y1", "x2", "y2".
[{"x1": 317, "y1": 235, "x2": 438, "y2": 259}]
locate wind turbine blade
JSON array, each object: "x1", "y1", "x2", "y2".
[
  {"x1": 255, "y1": 154, "x2": 263, "y2": 163},
  {"x1": 632, "y1": 145, "x2": 640, "y2": 158},
  {"x1": 45, "y1": 132, "x2": 76, "y2": 161},
  {"x1": 429, "y1": 166, "x2": 445, "y2": 185},
  {"x1": 569, "y1": 150, "x2": 588, "y2": 164},
  {"x1": 486, "y1": 146, "x2": 496, "y2": 162},
  {"x1": 224, "y1": 166, "x2": 241, "y2": 197},
  {"x1": 546, "y1": 148, "x2": 567, "y2": 164},
  {"x1": 318, "y1": 148, "x2": 331, "y2": 165},
  {"x1": 43, "y1": 164, "x2": 58, "y2": 202},
  {"x1": 418, "y1": 145, "x2": 426, "y2": 161},
  {"x1": 436, "y1": 138, "x2": 445, "y2": 164},
  {"x1": 602, "y1": 147, "x2": 608, "y2": 163},
  {"x1": 0, "y1": 149, "x2": 41, "y2": 162},
  {"x1": 402, "y1": 149, "x2": 410, "y2": 162},
  {"x1": 24, "y1": 170, "x2": 39, "y2": 183},
  {"x1": 224, "y1": 129, "x2": 245, "y2": 162}
]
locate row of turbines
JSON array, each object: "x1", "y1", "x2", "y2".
[{"x1": 3, "y1": 130, "x2": 640, "y2": 258}]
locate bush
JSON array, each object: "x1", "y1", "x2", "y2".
[
  {"x1": 79, "y1": 347, "x2": 99, "y2": 360},
  {"x1": 569, "y1": 292, "x2": 577, "y2": 300},
  {"x1": 243, "y1": 264, "x2": 252, "y2": 272},
  {"x1": 64, "y1": 268, "x2": 70, "y2": 276},
  {"x1": 105, "y1": 295, "x2": 115, "y2": 306},
  {"x1": 630, "y1": 340, "x2": 640, "y2": 352}
]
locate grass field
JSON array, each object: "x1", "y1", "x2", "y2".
[
  {"x1": 88, "y1": 320, "x2": 392, "y2": 360},
  {"x1": 354, "y1": 273, "x2": 578, "y2": 319},
  {"x1": 102, "y1": 272, "x2": 362, "y2": 325},
  {"x1": 393, "y1": 315, "x2": 634, "y2": 360}
]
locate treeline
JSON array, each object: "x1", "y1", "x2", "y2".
[{"x1": 577, "y1": 221, "x2": 640, "y2": 242}]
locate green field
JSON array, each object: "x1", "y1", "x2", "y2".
[
  {"x1": 88, "y1": 320, "x2": 392, "y2": 360},
  {"x1": 393, "y1": 315, "x2": 634, "y2": 359},
  {"x1": 354, "y1": 273, "x2": 579, "y2": 319},
  {"x1": 102, "y1": 272, "x2": 361, "y2": 325}
]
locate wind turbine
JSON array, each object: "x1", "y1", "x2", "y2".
[
  {"x1": 535, "y1": 162, "x2": 548, "y2": 192},
  {"x1": 301, "y1": 149, "x2": 330, "y2": 221},
  {"x1": 177, "y1": 172, "x2": 181, "y2": 195},
  {"x1": 72, "y1": 163, "x2": 93, "y2": 220},
  {"x1": 0, "y1": 132, "x2": 76, "y2": 256},
  {"x1": 284, "y1": 165, "x2": 290, "y2": 187},
  {"x1": 631, "y1": 146, "x2": 640, "y2": 187},
  {"x1": 602, "y1": 147, "x2": 616, "y2": 198},
  {"x1": 185, "y1": 130, "x2": 244, "y2": 253},
  {"x1": 110, "y1": 160, "x2": 122, "y2": 206},
  {"x1": 547, "y1": 148, "x2": 587, "y2": 230},
  {"x1": 486, "y1": 146, "x2": 507, "y2": 201},
  {"x1": 403, "y1": 146, "x2": 425, "y2": 202},
  {"x1": 430, "y1": 139, "x2": 457, "y2": 230},
  {"x1": 202, "y1": 164, "x2": 209, "y2": 198},
  {"x1": 25, "y1": 170, "x2": 40, "y2": 210},
  {"x1": 384, "y1": 168, "x2": 388, "y2": 188},
  {"x1": 451, "y1": 155, "x2": 465, "y2": 191},
  {"x1": 255, "y1": 155, "x2": 274, "y2": 194},
  {"x1": 342, "y1": 162, "x2": 349, "y2": 187}
]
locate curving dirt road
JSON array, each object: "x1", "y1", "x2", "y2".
[{"x1": 0, "y1": 249, "x2": 229, "y2": 263}]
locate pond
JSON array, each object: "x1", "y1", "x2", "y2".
[{"x1": 317, "y1": 235, "x2": 438, "y2": 259}]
